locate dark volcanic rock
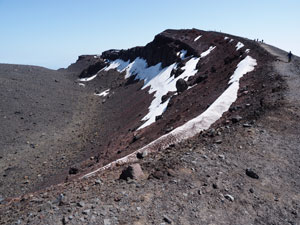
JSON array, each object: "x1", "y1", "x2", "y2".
[
  {"x1": 195, "y1": 74, "x2": 208, "y2": 84},
  {"x1": 161, "y1": 91, "x2": 174, "y2": 103},
  {"x1": 171, "y1": 67, "x2": 184, "y2": 78},
  {"x1": 69, "y1": 167, "x2": 79, "y2": 175},
  {"x1": 176, "y1": 79, "x2": 188, "y2": 93},
  {"x1": 136, "y1": 150, "x2": 148, "y2": 159},
  {"x1": 245, "y1": 168, "x2": 259, "y2": 179},
  {"x1": 231, "y1": 115, "x2": 242, "y2": 123},
  {"x1": 79, "y1": 59, "x2": 106, "y2": 78},
  {"x1": 102, "y1": 33, "x2": 199, "y2": 68},
  {"x1": 66, "y1": 55, "x2": 101, "y2": 74}
]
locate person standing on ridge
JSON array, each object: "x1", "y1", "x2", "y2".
[{"x1": 287, "y1": 51, "x2": 293, "y2": 63}]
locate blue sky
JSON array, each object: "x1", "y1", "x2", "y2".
[{"x1": 0, "y1": 0, "x2": 299, "y2": 69}]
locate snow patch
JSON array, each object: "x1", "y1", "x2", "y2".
[
  {"x1": 200, "y1": 46, "x2": 216, "y2": 58},
  {"x1": 79, "y1": 74, "x2": 98, "y2": 82},
  {"x1": 172, "y1": 56, "x2": 257, "y2": 138},
  {"x1": 177, "y1": 50, "x2": 187, "y2": 60},
  {"x1": 224, "y1": 36, "x2": 229, "y2": 40},
  {"x1": 236, "y1": 42, "x2": 245, "y2": 51},
  {"x1": 229, "y1": 56, "x2": 257, "y2": 83},
  {"x1": 194, "y1": 35, "x2": 202, "y2": 42},
  {"x1": 82, "y1": 56, "x2": 257, "y2": 179},
  {"x1": 230, "y1": 39, "x2": 234, "y2": 43},
  {"x1": 94, "y1": 89, "x2": 110, "y2": 97},
  {"x1": 245, "y1": 49, "x2": 250, "y2": 54},
  {"x1": 78, "y1": 83, "x2": 85, "y2": 87},
  {"x1": 104, "y1": 59, "x2": 130, "y2": 72},
  {"x1": 105, "y1": 46, "x2": 216, "y2": 129},
  {"x1": 187, "y1": 84, "x2": 197, "y2": 90}
]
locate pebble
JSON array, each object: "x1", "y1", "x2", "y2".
[
  {"x1": 77, "y1": 201, "x2": 85, "y2": 207},
  {"x1": 224, "y1": 194, "x2": 234, "y2": 202},
  {"x1": 218, "y1": 154, "x2": 225, "y2": 160},
  {"x1": 215, "y1": 140, "x2": 222, "y2": 144},
  {"x1": 104, "y1": 218, "x2": 111, "y2": 225},
  {"x1": 163, "y1": 215, "x2": 173, "y2": 224},
  {"x1": 82, "y1": 209, "x2": 90, "y2": 215},
  {"x1": 95, "y1": 179, "x2": 102, "y2": 185},
  {"x1": 136, "y1": 150, "x2": 148, "y2": 159},
  {"x1": 62, "y1": 216, "x2": 68, "y2": 225},
  {"x1": 83, "y1": 186, "x2": 89, "y2": 191},
  {"x1": 0, "y1": 195, "x2": 4, "y2": 203},
  {"x1": 91, "y1": 215, "x2": 96, "y2": 222},
  {"x1": 232, "y1": 115, "x2": 242, "y2": 123},
  {"x1": 245, "y1": 168, "x2": 259, "y2": 179}
]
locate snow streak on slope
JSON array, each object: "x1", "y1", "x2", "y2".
[
  {"x1": 79, "y1": 67, "x2": 107, "y2": 82},
  {"x1": 94, "y1": 89, "x2": 110, "y2": 97},
  {"x1": 171, "y1": 55, "x2": 257, "y2": 138},
  {"x1": 105, "y1": 46, "x2": 216, "y2": 129},
  {"x1": 79, "y1": 74, "x2": 98, "y2": 82},
  {"x1": 83, "y1": 55, "x2": 257, "y2": 178},
  {"x1": 104, "y1": 59, "x2": 130, "y2": 73},
  {"x1": 236, "y1": 42, "x2": 245, "y2": 51},
  {"x1": 200, "y1": 46, "x2": 216, "y2": 58},
  {"x1": 194, "y1": 35, "x2": 202, "y2": 42}
]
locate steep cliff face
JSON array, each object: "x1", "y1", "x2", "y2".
[
  {"x1": 102, "y1": 33, "x2": 198, "y2": 68},
  {"x1": 74, "y1": 29, "x2": 254, "y2": 83}
]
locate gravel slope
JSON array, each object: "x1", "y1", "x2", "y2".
[{"x1": 0, "y1": 64, "x2": 103, "y2": 197}]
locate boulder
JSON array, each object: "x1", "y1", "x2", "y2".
[
  {"x1": 136, "y1": 150, "x2": 148, "y2": 159},
  {"x1": 161, "y1": 91, "x2": 174, "y2": 103},
  {"x1": 231, "y1": 115, "x2": 242, "y2": 123},
  {"x1": 176, "y1": 78, "x2": 188, "y2": 93},
  {"x1": 119, "y1": 164, "x2": 145, "y2": 181},
  {"x1": 69, "y1": 167, "x2": 79, "y2": 175},
  {"x1": 171, "y1": 68, "x2": 184, "y2": 78}
]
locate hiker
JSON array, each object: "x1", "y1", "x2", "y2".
[{"x1": 287, "y1": 51, "x2": 293, "y2": 62}]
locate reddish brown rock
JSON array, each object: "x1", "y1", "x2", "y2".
[{"x1": 119, "y1": 164, "x2": 146, "y2": 181}]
